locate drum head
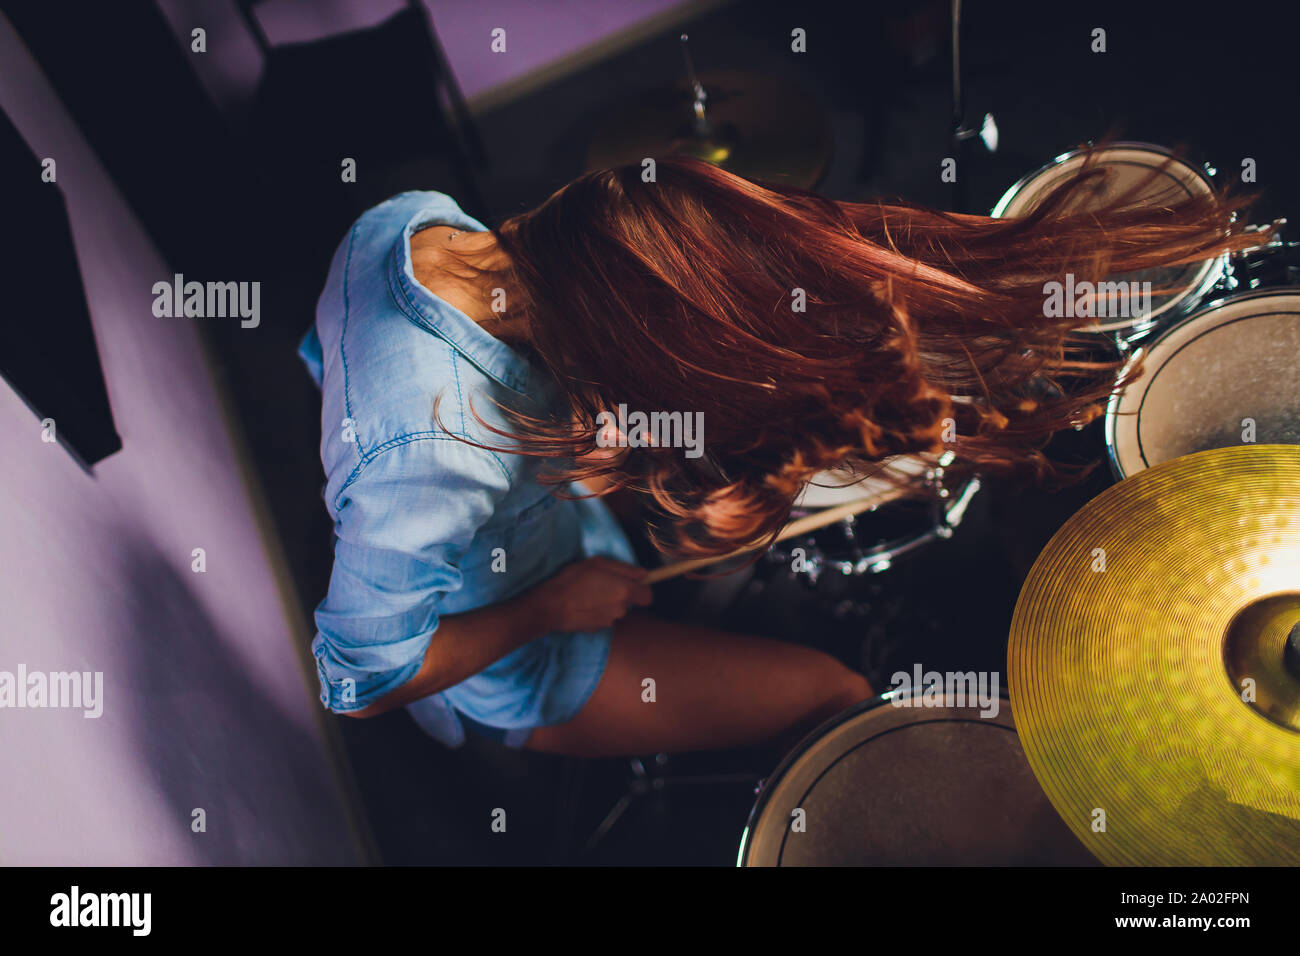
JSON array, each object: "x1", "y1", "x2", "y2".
[
  {"x1": 738, "y1": 693, "x2": 1094, "y2": 866},
  {"x1": 1107, "y1": 289, "x2": 1300, "y2": 478},
  {"x1": 795, "y1": 455, "x2": 930, "y2": 509},
  {"x1": 993, "y1": 143, "x2": 1223, "y2": 332}
]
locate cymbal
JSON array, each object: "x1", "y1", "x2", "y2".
[
  {"x1": 1009, "y1": 444, "x2": 1300, "y2": 865},
  {"x1": 584, "y1": 69, "x2": 833, "y2": 190}
]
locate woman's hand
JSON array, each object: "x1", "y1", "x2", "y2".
[{"x1": 527, "y1": 556, "x2": 653, "y2": 632}]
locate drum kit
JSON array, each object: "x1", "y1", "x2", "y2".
[
  {"x1": 731, "y1": 143, "x2": 1300, "y2": 866},
  {"x1": 581, "y1": 24, "x2": 1299, "y2": 869}
]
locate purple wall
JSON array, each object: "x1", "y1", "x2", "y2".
[
  {"x1": 157, "y1": 0, "x2": 699, "y2": 116},
  {"x1": 0, "y1": 11, "x2": 364, "y2": 865}
]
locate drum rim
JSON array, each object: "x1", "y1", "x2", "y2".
[
  {"x1": 1104, "y1": 285, "x2": 1300, "y2": 479},
  {"x1": 736, "y1": 685, "x2": 1012, "y2": 866},
  {"x1": 992, "y1": 141, "x2": 1225, "y2": 333},
  {"x1": 991, "y1": 140, "x2": 1206, "y2": 217}
]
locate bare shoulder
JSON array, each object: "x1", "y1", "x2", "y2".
[
  {"x1": 410, "y1": 226, "x2": 476, "y2": 304},
  {"x1": 409, "y1": 226, "x2": 460, "y2": 281},
  {"x1": 409, "y1": 225, "x2": 504, "y2": 324}
]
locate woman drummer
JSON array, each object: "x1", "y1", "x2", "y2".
[{"x1": 298, "y1": 153, "x2": 1259, "y2": 755}]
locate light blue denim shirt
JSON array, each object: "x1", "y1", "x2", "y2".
[{"x1": 297, "y1": 191, "x2": 634, "y2": 747}]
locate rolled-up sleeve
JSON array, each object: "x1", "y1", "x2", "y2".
[{"x1": 312, "y1": 436, "x2": 510, "y2": 713}]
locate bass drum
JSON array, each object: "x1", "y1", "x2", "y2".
[
  {"x1": 1105, "y1": 288, "x2": 1300, "y2": 479},
  {"x1": 737, "y1": 690, "x2": 1095, "y2": 866}
]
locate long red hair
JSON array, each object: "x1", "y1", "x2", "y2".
[{"x1": 446, "y1": 152, "x2": 1265, "y2": 558}]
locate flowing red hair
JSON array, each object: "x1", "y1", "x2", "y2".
[{"x1": 444, "y1": 151, "x2": 1266, "y2": 558}]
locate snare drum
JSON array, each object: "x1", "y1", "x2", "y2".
[
  {"x1": 776, "y1": 456, "x2": 979, "y2": 580},
  {"x1": 738, "y1": 690, "x2": 1094, "y2": 866},
  {"x1": 993, "y1": 142, "x2": 1227, "y2": 341},
  {"x1": 1105, "y1": 288, "x2": 1300, "y2": 479}
]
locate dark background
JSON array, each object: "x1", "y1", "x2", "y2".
[{"x1": 8, "y1": 0, "x2": 1298, "y2": 864}]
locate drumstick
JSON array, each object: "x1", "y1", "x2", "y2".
[{"x1": 644, "y1": 486, "x2": 912, "y2": 583}]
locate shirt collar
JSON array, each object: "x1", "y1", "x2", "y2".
[{"x1": 387, "y1": 202, "x2": 540, "y2": 396}]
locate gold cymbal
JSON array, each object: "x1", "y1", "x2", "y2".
[
  {"x1": 1008, "y1": 444, "x2": 1300, "y2": 866},
  {"x1": 584, "y1": 69, "x2": 833, "y2": 190}
]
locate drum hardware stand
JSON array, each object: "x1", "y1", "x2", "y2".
[
  {"x1": 579, "y1": 753, "x2": 761, "y2": 858},
  {"x1": 1225, "y1": 218, "x2": 1294, "y2": 291},
  {"x1": 679, "y1": 34, "x2": 711, "y2": 141},
  {"x1": 1112, "y1": 324, "x2": 1158, "y2": 356},
  {"x1": 585, "y1": 41, "x2": 832, "y2": 189},
  {"x1": 949, "y1": 0, "x2": 998, "y2": 214},
  {"x1": 637, "y1": 32, "x2": 732, "y2": 169}
]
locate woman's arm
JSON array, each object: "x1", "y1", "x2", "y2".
[{"x1": 346, "y1": 556, "x2": 652, "y2": 718}]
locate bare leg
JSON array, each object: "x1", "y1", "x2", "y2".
[{"x1": 524, "y1": 611, "x2": 872, "y2": 756}]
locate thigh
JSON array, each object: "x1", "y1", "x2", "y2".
[{"x1": 523, "y1": 611, "x2": 872, "y2": 757}]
